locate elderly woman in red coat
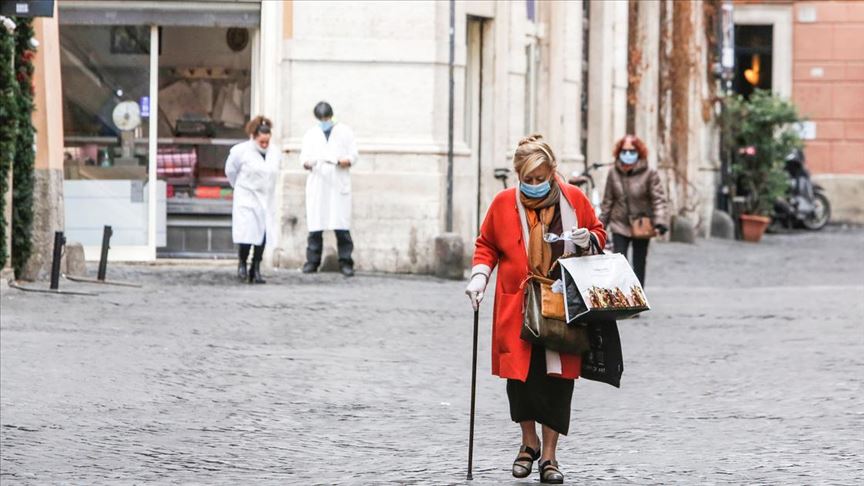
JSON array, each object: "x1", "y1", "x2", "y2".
[{"x1": 465, "y1": 134, "x2": 606, "y2": 484}]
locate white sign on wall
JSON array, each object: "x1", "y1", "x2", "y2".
[{"x1": 796, "y1": 121, "x2": 817, "y2": 141}]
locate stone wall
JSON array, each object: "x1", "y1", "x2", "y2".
[{"x1": 21, "y1": 169, "x2": 64, "y2": 280}]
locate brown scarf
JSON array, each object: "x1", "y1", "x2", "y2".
[{"x1": 521, "y1": 180, "x2": 561, "y2": 277}]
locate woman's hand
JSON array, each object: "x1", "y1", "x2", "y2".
[
  {"x1": 303, "y1": 161, "x2": 316, "y2": 171},
  {"x1": 568, "y1": 227, "x2": 591, "y2": 249},
  {"x1": 465, "y1": 274, "x2": 488, "y2": 311},
  {"x1": 338, "y1": 159, "x2": 352, "y2": 168}
]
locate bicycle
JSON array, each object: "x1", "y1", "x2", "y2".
[{"x1": 568, "y1": 162, "x2": 610, "y2": 215}]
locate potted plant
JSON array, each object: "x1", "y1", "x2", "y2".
[{"x1": 723, "y1": 90, "x2": 803, "y2": 242}]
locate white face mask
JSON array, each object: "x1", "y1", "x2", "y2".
[{"x1": 255, "y1": 143, "x2": 267, "y2": 155}]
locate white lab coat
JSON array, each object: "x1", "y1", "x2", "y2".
[
  {"x1": 225, "y1": 140, "x2": 280, "y2": 245},
  {"x1": 299, "y1": 123, "x2": 358, "y2": 232}
]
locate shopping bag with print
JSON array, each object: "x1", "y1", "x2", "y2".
[{"x1": 559, "y1": 253, "x2": 650, "y2": 322}]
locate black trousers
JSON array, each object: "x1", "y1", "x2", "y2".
[
  {"x1": 612, "y1": 233, "x2": 649, "y2": 286},
  {"x1": 238, "y1": 236, "x2": 266, "y2": 264},
  {"x1": 306, "y1": 230, "x2": 354, "y2": 267}
]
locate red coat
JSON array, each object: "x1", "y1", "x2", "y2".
[{"x1": 472, "y1": 179, "x2": 607, "y2": 381}]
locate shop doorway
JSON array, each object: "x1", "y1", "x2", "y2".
[
  {"x1": 733, "y1": 24, "x2": 773, "y2": 98},
  {"x1": 156, "y1": 26, "x2": 253, "y2": 258}
]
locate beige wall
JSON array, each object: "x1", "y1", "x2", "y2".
[
  {"x1": 33, "y1": 12, "x2": 64, "y2": 172},
  {"x1": 25, "y1": 6, "x2": 67, "y2": 279},
  {"x1": 270, "y1": 0, "x2": 599, "y2": 272}
]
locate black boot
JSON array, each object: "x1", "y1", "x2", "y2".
[
  {"x1": 339, "y1": 263, "x2": 355, "y2": 277},
  {"x1": 304, "y1": 231, "x2": 323, "y2": 274},
  {"x1": 237, "y1": 260, "x2": 248, "y2": 281},
  {"x1": 249, "y1": 261, "x2": 266, "y2": 284}
]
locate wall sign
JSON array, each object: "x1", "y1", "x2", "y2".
[
  {"x1": 0, "y1": 0, "x2": 54, "y2": 18},
  {"x1": 140, "y1": 96, "x2": 150, "y2": 118}
]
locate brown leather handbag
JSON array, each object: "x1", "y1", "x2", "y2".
[
  {"x1": 618, "y1": 175, "x2": 655, "y2": 239},
  {"x1": 629, "y1": 216, "x2": 655, "y2": 239},
  {"x1": 521, "y1": 276, "x2": 590, "y2": 355},
  {"x1": 536, "y1": 274, "x2": 566, "y2": 320}
]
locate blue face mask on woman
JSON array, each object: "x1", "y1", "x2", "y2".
[
  {"x1": 320, "y1": 120, "x2": 334, "y2": 132},
  {"x1": 520, "y1": 180, "x2": 551, "y2": 199},
  {"x1": 619, "y1": 150, "x2": 639, "y2": 165}
]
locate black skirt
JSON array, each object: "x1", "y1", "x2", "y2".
[{"x1": 506, "y1": 344, "x2": 575, "y2": 435}]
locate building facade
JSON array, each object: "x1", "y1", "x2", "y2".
[
  {"x1": 270, "y1": 0, "x2": 723, "y2": 272},
  {"x1": 17, "y1": 0, "x2": 728, "y2": 277},
  {"x1": 734, "y1": 0, "x2": 864, "y2": 223}
]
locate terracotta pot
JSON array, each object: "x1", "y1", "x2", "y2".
[{"x1": 740, "y1": 214, "x2": 771, "y2": 242}]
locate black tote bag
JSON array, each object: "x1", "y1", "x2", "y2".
[{"x1": 580, "y1": 319, "x2": 624, "y2": 388}]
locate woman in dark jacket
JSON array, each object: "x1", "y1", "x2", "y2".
[{"x1": 600, "y1": 134, "x2": 668, "y2": 286}]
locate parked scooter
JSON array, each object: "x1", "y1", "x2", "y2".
[{"x1": 773, "y1": 148, "x2": 831, "y2": 230}]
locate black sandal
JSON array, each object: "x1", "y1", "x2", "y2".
[
  {"x1": 511, "y1": 445, "x2": 540, "y2": 478},
  {"x1": 539, "y1": 459, "x2": 564, "y2": 484}
]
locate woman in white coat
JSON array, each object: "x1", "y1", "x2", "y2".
[
  {"x1": 225, "y1": 116, "x2": 280, "y2": 284},
  {"x1": 300, "y1": 101, "x2": 359, "y2": 277}
]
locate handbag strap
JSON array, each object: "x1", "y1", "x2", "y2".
[
  {"x1": 522, "y1": 273, "x2": 555, "y2": 287},
  {"x1": 614, "y1": 171, "x2": 634, "y2": 220}
]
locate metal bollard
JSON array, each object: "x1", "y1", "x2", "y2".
[
  {"x1": 97, "y1": 225, "x2": 112, "y2": 281},
  {"x1": 50, "y1": 231, "x2": 66, "y2": 290}
]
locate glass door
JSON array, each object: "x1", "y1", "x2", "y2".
[{"x1": 59, "y1": 24, "x2": 165, "y2": 260}]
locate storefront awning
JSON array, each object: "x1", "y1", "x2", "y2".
[{"x1": 59, "y1": 0, "x2": 261, "y2": 28}]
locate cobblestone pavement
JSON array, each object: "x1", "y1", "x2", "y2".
[{"x1": 1, "y1": 228, "x2": 862, "y2": 485}]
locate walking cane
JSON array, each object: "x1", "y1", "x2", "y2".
[{"x1": 467, "y1": 308, "x2": 479, "y2": 480}]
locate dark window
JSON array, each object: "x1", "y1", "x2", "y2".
[{"x1": 733, "y1": 24, "x2": 773, "y2": 97}]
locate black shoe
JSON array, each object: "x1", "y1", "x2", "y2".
[
  {"x1": 237, "y1": 261, "x2": 248, "y2": 281},
  {"x1": 340, "y1": 264, "x2": 355, "y2": 277},
  {"x1": 302, "y1": 262, "x2": 319, "y2": 274},
  {"x1": 249, "y1": 261, "x2": 266, "y2": 284},
  {"x1": 539, "y1": 459, "x2": 564, "y2": 484}
]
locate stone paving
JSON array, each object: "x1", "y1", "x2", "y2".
[{"x1": 1, "y1": 228, "x2": 862, "y2": 485}]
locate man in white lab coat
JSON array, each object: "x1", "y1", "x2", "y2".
[{"x1": 299, "y1": 101, "x2": 359, "y2": 277}]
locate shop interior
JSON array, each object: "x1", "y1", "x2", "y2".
[{"x1": 60, "y1": 24, "x2": 253, "y2": 257}]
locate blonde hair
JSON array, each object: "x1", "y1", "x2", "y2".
[{"x1": 513, "y1": 134, "x2": 557, "y2": 179}]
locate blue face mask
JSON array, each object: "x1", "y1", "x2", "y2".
[
  {"x1": 320, "y1": 120, "x2": 334, "y2": 132},
  {"x1": 520, "y1": 180, "x2": 551, "y2": 199},
  {"x1": 619, "y1": 150, "x2": 639, "y2": 165}
]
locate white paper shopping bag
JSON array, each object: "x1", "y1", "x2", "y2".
[{"x1": 559, "y1": 253, "x2": 650, "y2": 322}]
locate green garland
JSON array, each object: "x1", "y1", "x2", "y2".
[
  {"x1": 12, "y1": 17, "x2": 35, "y2": 278},
  {"x1": 0, "y1": 17, "x2": 18, "y2": 271}
]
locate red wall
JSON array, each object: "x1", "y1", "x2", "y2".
[{"x1": 793, "y1": 1, "x2": 864, "y2": 174}]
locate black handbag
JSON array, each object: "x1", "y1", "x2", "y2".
[{"x1": 521, "y1": 277, "x2": 590, "y2": 355}]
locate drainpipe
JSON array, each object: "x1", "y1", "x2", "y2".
[
  {"x1": 445, "y1": 0, "x2": 455, "y2": 232},
  {"x1": 718, "y1": 0, "x2": 734, "y2": 214}
]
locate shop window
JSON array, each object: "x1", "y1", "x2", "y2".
[
  {"x1": 733, "y1": 24, "x2": 773, "y2": 98},
  {"x1": 60, "y1": 24, "x2": 158, "y2": 249},
  {"x1": 60, "y1": 25, "x2": 151, "y2": 176}
]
